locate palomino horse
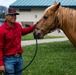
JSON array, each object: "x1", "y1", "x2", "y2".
[{"x1": 34, "y1": 2, "x2": 76, "y2": 48}]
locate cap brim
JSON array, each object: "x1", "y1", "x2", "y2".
[
  {"x1": 9, "y1": 13, "x2": 19, "y2": 15},
  {"x1": 5, "y1": 13, "x2": 19, "y2": 15}
]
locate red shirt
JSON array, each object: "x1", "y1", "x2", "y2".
[{"x1": 0, "y1": 21, "x2": 35, "y2": 66}]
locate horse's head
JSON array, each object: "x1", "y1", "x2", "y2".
[{"x1": 34, "y1": 2, "x2": 60, "y2": 39}]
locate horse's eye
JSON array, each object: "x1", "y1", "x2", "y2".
[{"x1": 44, "y1": 16, "x2": 48, "y2": 19}]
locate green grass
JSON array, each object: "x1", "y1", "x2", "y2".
[
  {"x1": 22, "y1": 33, "x2": 64, "y2": 40},
  {"x1": 22, "y1": 40, "x2": 76, "y2": 75}
]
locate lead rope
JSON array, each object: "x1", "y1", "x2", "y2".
[{"x1": 1, "y1": 38, "x2": 38, "y2": 75}]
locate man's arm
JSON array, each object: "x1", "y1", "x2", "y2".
[
  {"x1": 21, "y1": 25, "x2": 35, "y2": 35},
  {"x1": 0, "y1": 29, "x2": 5, "y2": 72}
]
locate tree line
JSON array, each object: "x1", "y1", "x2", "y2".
[{"x1": 0, "y1": 6, "x2": 7, "y2": 19}]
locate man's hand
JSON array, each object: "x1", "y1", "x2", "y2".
[{"x1": 0, "y1": 66, "x2": 5, "y2": 72}]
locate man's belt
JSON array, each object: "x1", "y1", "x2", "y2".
[
  {"x1": 14, "y1": 53, "x2": 21, "y2": 58},
  {"x1": 4, "y1": 53, "x2": 21, "y2": 58}
]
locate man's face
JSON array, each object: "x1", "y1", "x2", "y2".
[{"x1": 5, "y1": 14, "x2": 16, "y2": 23}]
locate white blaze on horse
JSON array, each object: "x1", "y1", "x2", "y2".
[{"x1": 33, "y1": 2, "x2": 76, "y2": 48}]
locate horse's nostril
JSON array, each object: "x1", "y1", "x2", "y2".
[{"x1": 37, "y1": 33, "x2": 41, "y2": 38}]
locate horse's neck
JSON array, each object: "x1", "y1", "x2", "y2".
[{"x1": 57, "y1": 6, "x2": 76, "y2": 47}]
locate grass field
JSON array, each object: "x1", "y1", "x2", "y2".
[
  {"x1": 22, "y1": 40, "x2": 76, "y2": 75},
  {"x1": 22, "y1": 33, "x2": 64, "y2": 40}
]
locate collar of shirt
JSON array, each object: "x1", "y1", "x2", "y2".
[{"x1": 3, "y1": 21, "x2": 17, "y2": 29}]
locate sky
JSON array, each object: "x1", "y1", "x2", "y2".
[{"x1": 0, "y1": 0, "x2": 16, "y2": 8}]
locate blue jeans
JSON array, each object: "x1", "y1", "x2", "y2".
[{"x1": 4, "y1": 55, "x2": 24, "y2": 75}]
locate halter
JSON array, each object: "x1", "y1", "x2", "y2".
[
  {"x1": 49, "y1": 14, "x2": 60, "y2": 32},
  {"x1": 35, "y1": 13, "x2": 59, "y2": 33}
]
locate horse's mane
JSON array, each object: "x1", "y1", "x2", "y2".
[
  {"x1": 60, "y1": 7, "x2": 76, "y2": 29},
  {"x1": 57, "y1": 6, "x2": 76, "y2": 47}
]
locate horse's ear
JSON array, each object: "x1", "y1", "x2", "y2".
[
  {"x1": 53, "y1": 2, "x2": 60, "y2": 12},
  {"x1": 57, "y1": 2, "x2": 60, "y2": 8},
  {"x1": 54, "y1": 1, "x2": 57, "y2": 5}
]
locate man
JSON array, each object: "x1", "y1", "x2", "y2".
[{"x1": 0, "y1": 7, "x2": 35, "y2": 75}]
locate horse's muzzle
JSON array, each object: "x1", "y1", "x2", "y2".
[{"x1": 33, "y1": 32, "x2": 41, "y2": 39}]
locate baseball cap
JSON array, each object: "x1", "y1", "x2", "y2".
[{"x1": 5, "y1": 7, "x2": 19, "y2": 15}]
